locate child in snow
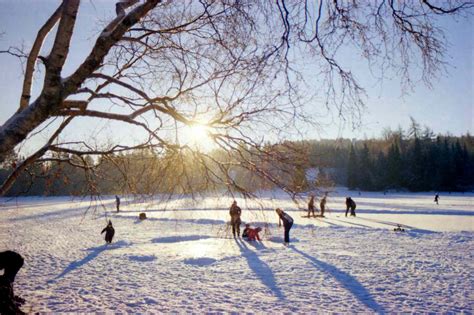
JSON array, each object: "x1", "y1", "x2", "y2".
[
  {"x1": 242, "y1": 223, "x2": 251, "y2": 238},
  {"x1": 229, "y1": 200, "x2": 242, "y2": 237},
  {"x1": 101, "y1": 220, "x2": 115, "y2": 244},
  {"x1": 434, "y1": 194, "x2": 439, "y2": 205},
  {"x1": 345, "y1": 197, "x2": 356, "y2": 217},
  {"x1": 247, "y1": 227, "x2": 262, "y2": 241},
  {"x1": 276, "y1": 208, "x2": 294, "y2": 245}
]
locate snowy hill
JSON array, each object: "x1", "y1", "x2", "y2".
[{"x1": 1, "y1": 191, "x2": 473, "y2": 312}]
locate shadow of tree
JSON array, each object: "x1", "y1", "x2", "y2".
[{"x1": 291, "y1": 246, "x2": 385, "y2": 313}]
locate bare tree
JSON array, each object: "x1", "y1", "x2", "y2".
[{"x1": 0, "y1": 0, "x2": 472, "y2": 197}]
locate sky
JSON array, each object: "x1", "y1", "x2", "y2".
[{"x1": 0, "y1": 0, "x2": 472, "y2": 149}]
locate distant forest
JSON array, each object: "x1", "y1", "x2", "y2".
[{"x1": 1, "y1": 121, "x2": 473, "y2": 196}]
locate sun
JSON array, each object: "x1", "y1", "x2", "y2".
[{"x1": 181, "y1": 123, "x2": 215, "y2": 151}]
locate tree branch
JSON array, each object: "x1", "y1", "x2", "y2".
[{"x1": 18, "y1": 2, "x2": 63, "y2": 111}]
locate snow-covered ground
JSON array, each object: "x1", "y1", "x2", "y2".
[{"x1": 1, "y1": 189, "x2": 473, "y2": 313}]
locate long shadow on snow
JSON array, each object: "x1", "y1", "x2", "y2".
[
  {"x1": 119, "y1": 207, "x2": 289, "y2": 213},
  {"x1": 235, "y1": 238, "x2": 285, "y2": 301},
  {"x1": 352, "y1": 203, "x2": 473, "y2": 216},
  {"x1": 291, "y1": 247, "x2": 385, "y2": 313},
  {"x1": 357, "y1": 217, "x2": 437, "y2": 234},
  {"x1": 116, "y1": 215, "x2": 226, "y2": 225},
  {"x1": 151, "y1": 235, "x2": 211, "y2": 243},
  {"x1": 324, "y1": 208, "x2": 473, "y2": 216},
  {"x1": 10, "y1": 204, "x2": 102, "y2": 222},
  {"x1": 329, "y1": 218, "x2": 376, "y2": 229},
  {"x1": 119, "y1": 214, "x2": 321, "y2": 232},
  {"x1": 48, "y1": 241, "x2": 129, "y2": 283}
]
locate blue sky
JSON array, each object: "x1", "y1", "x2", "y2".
[{"x1": 0, "y1": 0, "x2": 472, "y2": 143}]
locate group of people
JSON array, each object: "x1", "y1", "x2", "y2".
[
  {"x1": 229, "y1": 194, "x2": 359, "y2": 246},
  {"x1": 102, "y1": 195, "x2": 358, "y2": 246},
  {"x1": 308, "y1": 194, "x2": 356, "y2": 218},
  {"x1": 307, "y1": 194, "x2": 328, "y2": 217},
  {"x1": 229, "y1": 200, "x2": 294, "y2": 245}
]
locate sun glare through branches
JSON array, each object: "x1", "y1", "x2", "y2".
[{"x1": 181, "y1": 123, "x2": 216, "y2": 152}]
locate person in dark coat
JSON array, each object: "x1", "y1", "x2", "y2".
[
  {"x1": 320, "y1": 195, "x2": 327, "y2": 217},
  {"x1": 307, "y1": 195, "x2": 316, "y2": 217},
  {"x1": 0, "y1": 251, "x2": 25, "y2": 314},
  {"x1": 345, "y1": 197, "x2": 356, "y2": 217},
  {"x1": 229, "y1": 200, "x2": 242, "y2": 237},
  {"x1": 101, "y1": 220, "x2": 115, "y2": 244},
  {"x1": 434, "y1": 194, "x2": 439, "y2": 205},
  {"x1": 276, "y1": 208, "x2": 294, "y2": 245},
  {"x1": 115, "y1": 195, "x2": 121, "y2": 212},
  {"x1": 242, "y1": 223, "x2": 251, "y2": 238},
  {"x1": 0, "y1": 251, "x2": 24, "y2": 284}
]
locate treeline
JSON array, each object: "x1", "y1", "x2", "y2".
[
  {"x1": 1, "y1": 124, "x2": 473, "y2": 196},
  {"x1": 0, "y1": 146, "x2": 304, "y2": 196},
  {"x1": 300, "y1": 126, "x2": 474, "y2": 192}
]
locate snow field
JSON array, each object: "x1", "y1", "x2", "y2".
[{"x1": 0, "y1": 191, "x2": 473, "y2": 312}]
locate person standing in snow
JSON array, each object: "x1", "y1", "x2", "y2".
[
  {"x1": 320, "y1": 195, "x2": 327, "y2": 217},
  {"x1": 276, "y1": 208, "x2": 294, "y2": 245},
  {"x1": 434, "y1": 194, "x2": 439, "y2": 205},
  {"x1": 229, "y1": 200, "x2": 242, "y2": 237},
  {"x1": 115, "y1": 195, "x2": 121, "y2": 212},
  {"x1": 345, "y1": 197, "x2": 356, "y2": 217},
  {"x1": 101, "y1": 220, "x2": 115, "y2": 244},
  {"x1": 307, "y1": 195, "x2": 316, "y2": 217}
]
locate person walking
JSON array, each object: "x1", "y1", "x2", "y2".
[
  {"x1": 101, "y1": 220, "x2": 115, "y2": 244},
  {"x1": 276, "y1": 208, "x2": 294, "y2": 245},
  {"x1": 229, "y1": 200, "x2": 242, "y2": 237},
  {"x1": 434, "y1": 194, "x2": 439, "y2": 205}
]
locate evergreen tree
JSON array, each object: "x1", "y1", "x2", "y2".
[
  {"x1": 347, "y1": 144, "x2": 358, "y2": 189},
  {"x1": 386, "y1": 143, "x2": 402, "y2": 189},
  {"x1": 374, "y1": 151, "x2": 387, "y2": 190},
  {"x1": 408, "y1": 137, "x2": 425, "y2": 191},
  {"x1": 358, "y1": 143, "x2": 374, "y2": 190}
]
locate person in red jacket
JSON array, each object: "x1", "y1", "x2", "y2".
[
  {"x1": 276, "y1": 208, "x2": 294, "y2": 245},
  {"x1": 247, "y1": 227, "x2": 262, "y2": 241}
]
